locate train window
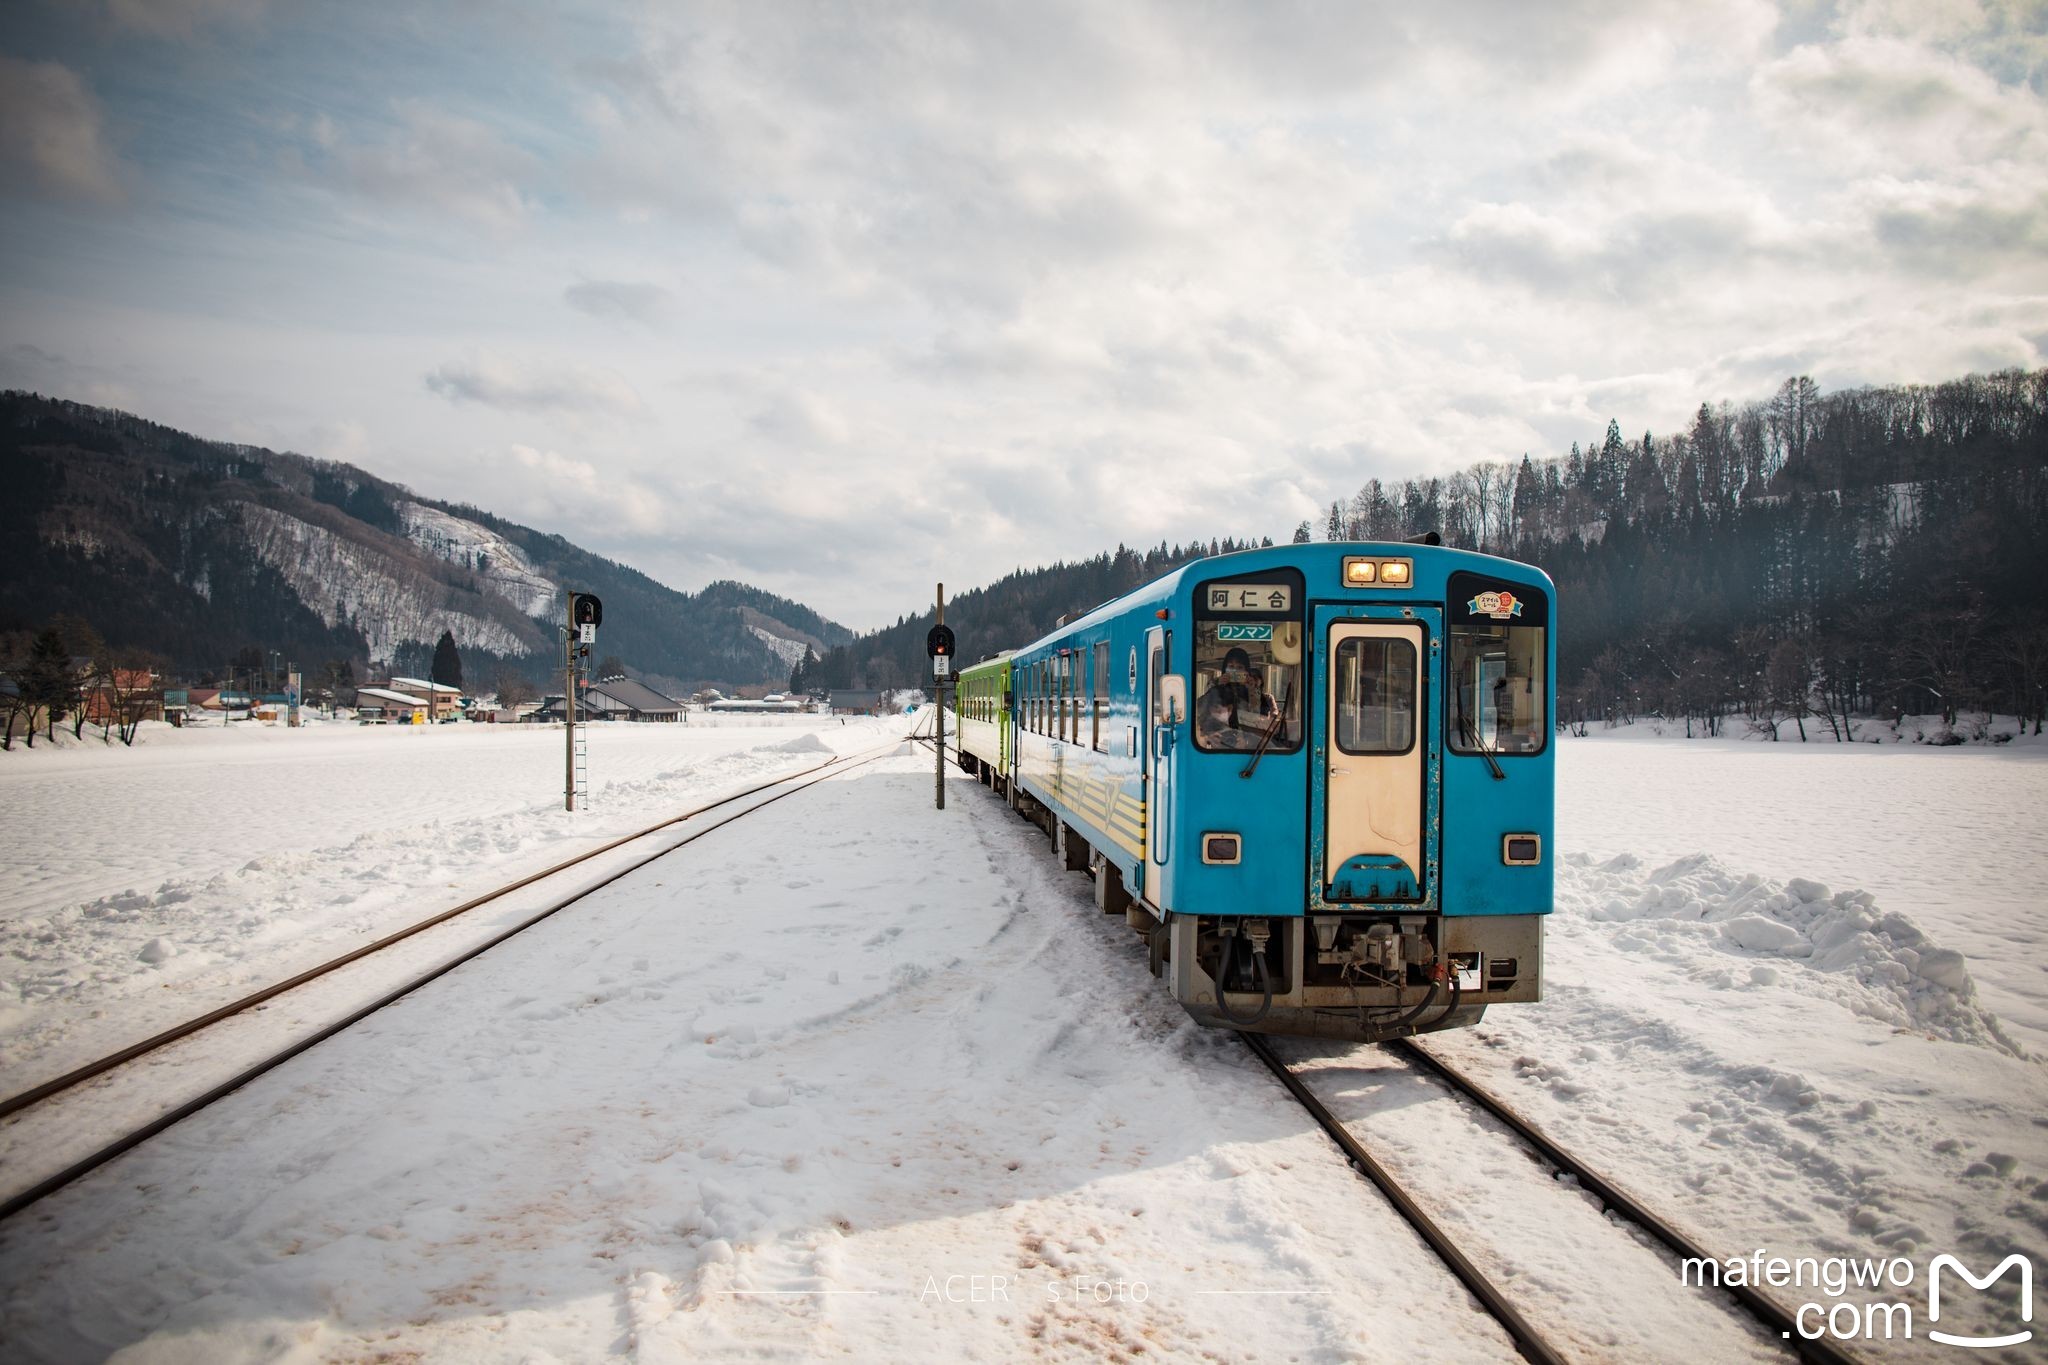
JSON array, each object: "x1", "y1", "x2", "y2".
[
  {"x1": 1071, "y1": 652, "x2": 1082, "y2": 745},
  {"x1": 1448, "y1": 623, "x2": 1546, "y2": 755},
  {"x1": 1059, "y1": 654, "x2": 1070, "y2": 744},
  {"x1": 1052, "y1": 657, "x2": 1063, "y2": 741},
  {"x1": 1334, "y1": 636, "x2": 1417, "y2": 755},
  {"x1": 1192, "y1": 621, "x2": 1303, "y2": 754},
  {"x1": 1092, "y1": 640, "x2": 1109, "y2": 751}
]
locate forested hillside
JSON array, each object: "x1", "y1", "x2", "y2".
[
  {"x1": 0, "y1": 394, "x2": 849, "y2": 692},
  {"x1": 796, "y1": 536, "x2": 1275, "y2": 693},
  {"x1": 813, "y1": 369, "x2": 2048, "y2": 736}
]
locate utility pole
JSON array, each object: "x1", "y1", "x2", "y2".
[
  {"x1": 935, "y1": 583, "x2": 945, "y2": 810},
  {"x1": 564, "y1": 595, "x2": 577, "y2": 812}
]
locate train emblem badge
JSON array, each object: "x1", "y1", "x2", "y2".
[{"x1": 1467, "y1": 590, "x2": 1524, "y2": 620}]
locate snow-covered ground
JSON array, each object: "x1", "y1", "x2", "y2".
[
  {"x1": 1560, "y1": 722, "x2": 2048, "y2": 1054},
  {"x1": 0, "y1": 722, "x2": 2041, "y2": 1361},
  {"x1": 0, "y1": 716, "x2": 898, "y2": 1091}
]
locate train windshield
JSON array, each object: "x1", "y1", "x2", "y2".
[
  {"x1": 1192, "y1": 621, "x2": 1304, "y2": 754},
  {"x1": 1448, "y1": 622, "x2": 1546, "y2": 755}
]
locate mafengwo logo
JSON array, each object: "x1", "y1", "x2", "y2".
[{"x1": 1928, "y1": 1253, "x2": 2032, "y2": 1350}]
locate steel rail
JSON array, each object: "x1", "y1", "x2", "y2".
[
  {"x1": 0, "y1": 753, "x2": 846, "y2": 1122},
  {"x1": 1240, "y1": 1032, "x2": 1570, "y2": 1365},
  {"x1": 1390, "y1": 1039, "x2": 1861, "y2": 1365},
  {"x1": 0, "y1": 722, "x2": 930, "y2": 1223}
]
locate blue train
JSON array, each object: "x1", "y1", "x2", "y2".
[{"x1": 953, "y1": 539, "x2": 1554, "y2": 1041}]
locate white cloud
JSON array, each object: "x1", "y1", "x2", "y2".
[
  {"x1": 505, "y1": 444, "x2": 667, "y2": 536},
  {"x1": 749, "y1": 389, "x2": 850, "y2": 447},
  {"x1": 315, "y1": 100, "x2": 537, "y2": 231},
  {"x1": 5, "y1": 1, "x2": 2045, "y2": 627},
  {"x1": 425, "y1": 356, "x2": 646, "y2": 419},
  {"x1": 0, "y1": 56, "x2": 125, "y2": 205},
  {"x1": 1753, "y1": 33, "x2": 2047, "y2": 173},
  {"x1": 563, "y1": 279, "x2": 672, "y2": 326}
]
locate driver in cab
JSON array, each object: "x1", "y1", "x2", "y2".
[{"x1": 1198, "y1": 647, "x2": 1276, "y2": 750}]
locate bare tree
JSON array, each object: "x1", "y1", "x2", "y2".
[
  {"x1": 1999, "y1": 626, "x2": 2048, "y2": 736},
  {"x1": 493, "y1": 669, "x2": 539, "y2": 710},
  {"x1": 54, "y1": 616, "x2": 106, "y2": 740},
  {"x1": 102, "y1": 652, "x2": 163, "y2": 746},
  {"x1": 1484, "y1": 459, "x2": 1516, "y2": 548},
  {"x1": 1469, "y1": 463, "x2": 1498, "y2": 549},
  {"x1": 1766, "y1": 637, "x2": 1816, "y2": 741},
  {"x1": 0, "y1": 631, "x2": 31, "y2": 751}
]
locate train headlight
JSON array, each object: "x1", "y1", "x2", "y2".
[
  {"x1": 1341, "y1": 557, "x2": 1413, "y2": 588},
  {"x1": 1202, "y1": 833, "x2": 1242, "y2": 865},
  {"x1": 1502, "y1": 835, "x2": 1541, "y2": 865}
]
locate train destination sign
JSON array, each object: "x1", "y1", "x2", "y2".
[{"x1": 1206, "y1": 584, "x2": 1291, "y2": 613}]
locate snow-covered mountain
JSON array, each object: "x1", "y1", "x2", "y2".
[
  {"x1": 0, "y1": 392, "x2": 853, "y2": 686},
  {"x1": 397, "y1": 502, "x2": 559, "y2": 620},
  {"x1": 239, "y1": 502, "x2": 533, "y2": 660}
]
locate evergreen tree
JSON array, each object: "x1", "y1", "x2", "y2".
[
  {"x1": 791, "y1": 644, "x2": 819, "y2": 694},
  {"x1": 24, "y1": 626, "x2": 72, "y2": 742},
  {"x1": 431, "y1": 630, "x2": 463, "y2": 690}
]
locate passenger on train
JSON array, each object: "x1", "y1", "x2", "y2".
[{"x1": 1197, "y1": 647, "x2": 1276, "y2": 749}]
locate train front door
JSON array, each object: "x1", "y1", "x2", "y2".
[{"x1": 1312, "y1": 609, "x2": 1439, "y2": 906}]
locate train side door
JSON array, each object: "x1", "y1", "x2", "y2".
[
  {"x1": 1313, "y1": 610, "x2": 1439, "y2": 905},
  {"x1": 1144, "y1": 625, "x2": 1178, "y2": 907}
]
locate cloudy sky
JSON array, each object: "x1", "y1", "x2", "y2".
[{"x1": 2, "y1": 0, "x2": 2044, "y2": 628}]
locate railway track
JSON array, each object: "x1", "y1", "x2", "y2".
[
  {"x1": 0, "y1": 720, "x2": 930, "y2": 1223},
  {"x1": 1244, "y1": 1033, "x2": 1862, "y2": 1365}
]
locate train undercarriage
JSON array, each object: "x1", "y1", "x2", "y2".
[{"x1": 971, "y1": 754, "x2": 1541, "y2": 1044}]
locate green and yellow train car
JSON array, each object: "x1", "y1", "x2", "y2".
[{"x1": 952, "y1": 652, "x2": 1013, "y2": 788}]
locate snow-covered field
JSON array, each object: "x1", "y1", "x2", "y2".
[
  {"x1": 0, "y1": 720, "x2": 2042, "y2": 1361},
  {"x1": 0, "y1": 716, "x2": 899, "y2": 1091}
]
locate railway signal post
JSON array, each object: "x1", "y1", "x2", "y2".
[
  {"x1": 929, "y1": 587, "x2": 955, "y2": 811},
  {"x1": 566, "y1": 592, "x2": 602, "y2": 811}
]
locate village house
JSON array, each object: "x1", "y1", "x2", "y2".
[
  {"x1": 386, "y1": 677, "x2": 464, "y2": 722},
  {"x1": 533, "y1": 677, "x2": 685, "y2": 722},
  {"x1": 354, "y1": 686, "x2": 432, "y2": 724}
]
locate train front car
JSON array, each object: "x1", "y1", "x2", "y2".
[{"x1": 1013, "y1": 542, "x2": 1554, "y2": 1043}]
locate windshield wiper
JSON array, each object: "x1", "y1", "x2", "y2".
[
  {"x1": 1241, "y1": 682, "x2": 1294, "y2": 779},
  {"x1": 1456, "y1": 693, "x2": 1507, "y2": 781}
]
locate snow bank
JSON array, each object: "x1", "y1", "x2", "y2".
[
  {"x1": 1568, "y1": 852, "x2": 2023, "y2": 1056},
  {"x1": 766, "y1": 733, "x2": 835, "y2": 755}
]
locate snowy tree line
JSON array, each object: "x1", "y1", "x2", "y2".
[
  {"x1": 1313, "y1": 369, "x2": 2048, "y2": 738},
  {"x1": 804, "y1": 369, "x2": 2045, "y2": 739},
  {"x1": 797, "y1": 537, "x2": 1276, "y2": 692}
]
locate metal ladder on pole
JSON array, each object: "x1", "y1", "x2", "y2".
[{"x1": 571, "y1": 657, "x2": 591, "y2": 807}]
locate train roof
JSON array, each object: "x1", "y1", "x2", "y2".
[{"x1": 1007, "y1": 540, "x2": 1554, "y2": 658}]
